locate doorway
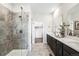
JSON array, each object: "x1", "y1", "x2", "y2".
[
  {"x1": 32, "y1": 22, "x2": 45, "y2": 44},
  {"x1": 35, "y1": 25, "x2": 43, "y2": 43}
]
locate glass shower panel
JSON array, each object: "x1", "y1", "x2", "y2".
[
  {"x1": 0, "y1": 3, "x2": 29, "y2": 56},
  {"x1": 12, "y1": 12, "x2": 28, "y2": 56}
]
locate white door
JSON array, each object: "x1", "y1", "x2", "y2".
[
  {"x1": 35, "y1": 26, "x2": 43, "y2": 43},
  {"x1": 32, "y1": 22, "x2": 47, "y2": 44},
  {"x1": 35, "y1": 26, "x2": 43, "y2": 38}
]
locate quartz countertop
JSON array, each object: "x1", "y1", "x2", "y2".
[{"x1": 47, "y1": 32, "x2": 79, "y2": 52}]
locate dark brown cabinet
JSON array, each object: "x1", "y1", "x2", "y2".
[
  {"x1": 47, "y1": 34, "x2": 62, "y2": 56},
  {"x1": 56, "y1": 40, "x2": 63, "y2": 56},
  {"x1": 63, "y1": 50, "x2": 70, "y2": 56},
  {"x1": 47, "y1": 35, "x2": 57, "y2": 55},
  {"x1": 47, "y1": 34, "x2": 79, "y2": 56},
  {"x1": 63, "y1": 44, "x2": 79, "y2": 56}
]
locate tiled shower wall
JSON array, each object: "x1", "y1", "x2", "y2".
[
  {"x1": 12, "y1": 12, "x2": 28, "y2": 49},
  {"x1": 0, "y1": 4, "x2": 14, "y2": 55},
  {"x1": 0, "y1": 4, "x2": 29, "y2": 55}
]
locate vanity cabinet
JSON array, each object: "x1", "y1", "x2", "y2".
[
  {"x1": 63, "y1": 44, "x2": 79, "y2": 56},
  {"x1": 47, "y1": 34, "x2": 62, "y2": 56},
  {"x1": 56, "y1": 40, "x2": 63, "y2": 56},
  {"x1": 47, "y1": 35, "x2": 57, "y2": 55},
  {"x1": 47, "y1": 34, "x2": 79, "y2": 56}
]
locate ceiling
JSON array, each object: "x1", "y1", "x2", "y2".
[
  {"x1": 1, "y1": 3, "x2": 78, "y2": 14},
  {"x1": 30, "y1": 3, "x2": 59, "y2": 14},
  {"x1": 1, "y1": 3, "x2": 59, "y2": 14}
]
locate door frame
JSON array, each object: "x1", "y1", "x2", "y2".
[{"x1": 32, "y1": 22, "x2": 47, "y2": 44}]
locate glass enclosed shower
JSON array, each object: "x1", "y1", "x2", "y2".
[{"x1": 0, "y1": 4, "x2": 30, "y2": 56}]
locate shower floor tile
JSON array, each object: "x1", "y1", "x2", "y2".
[{"x1": 6, "y1": 49, "x2": 28, "y2": 56}]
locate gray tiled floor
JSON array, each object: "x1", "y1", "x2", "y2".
[{"x1": 28, "y1": 43, "x2": 54, "y2": 56}]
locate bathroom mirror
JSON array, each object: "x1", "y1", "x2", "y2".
[{"x1": 67, "y1": 4, "x2": 79, "y2": 36}]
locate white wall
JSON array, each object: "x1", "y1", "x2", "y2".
[
  {"x1": 32, "y1": 13, "x2": 52, "y2": 32},
  {"x1": 32, "y1": 13, "x2": 52, "y2": 43},
  {"x1": 52, "y1": 7, "x2": 62, "y2": 35}
]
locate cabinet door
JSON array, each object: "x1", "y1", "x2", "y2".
[
  {"x1": 56, "y1": 41, "x2": 63, "y2": 56},
  {"x1": 52, "y1": 37, "x2": 57, "y2": 49},
  {"x1": 51, "y1": 37, "x2": 57, "y2": 55},
  {"x1": 63, "y1": 44, "x2": 79, "y2": 56},
  {"x1": 63, "y1": 50, "x2": 70, "y2": 56},
  {"x1": 47, "y1": 35, "x2": 57, "y2": 55},
  {"x1": 47, "y1": 35, "x2": 52, "y2": 46}
]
